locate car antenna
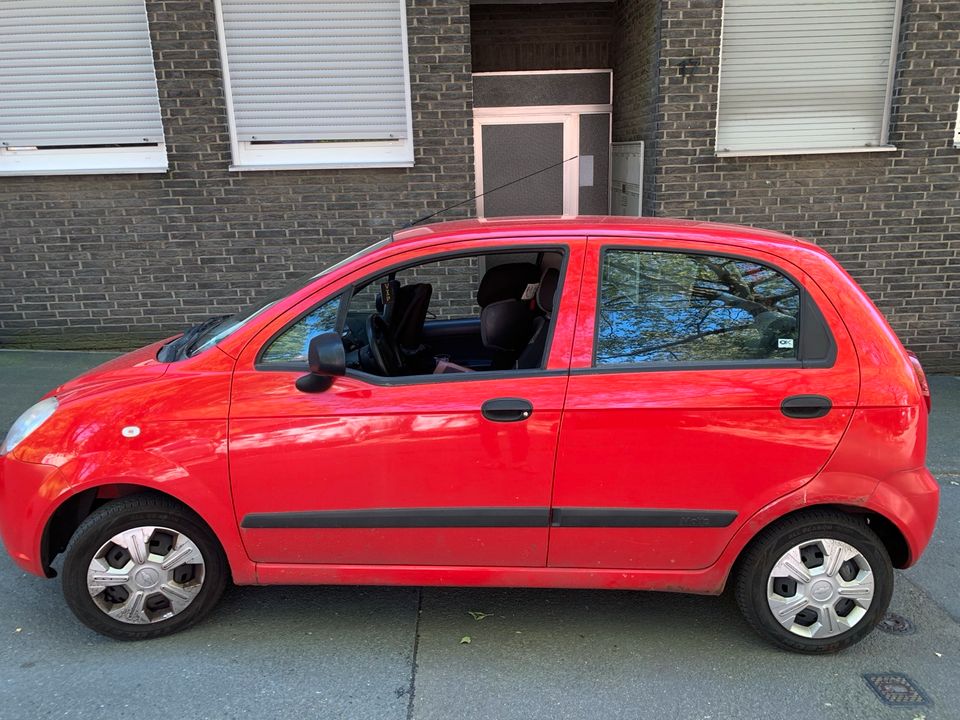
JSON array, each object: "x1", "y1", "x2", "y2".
[{"x1": 400, "y1": 155, "x2": 579, "y2": 229}]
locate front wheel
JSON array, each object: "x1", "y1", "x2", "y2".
[
  {"x1": 734, "y1": 510, "x2": 893, "y2": 654},
  {"x1": 61, "y1": 494, "x2": 228, "y2": 640}
]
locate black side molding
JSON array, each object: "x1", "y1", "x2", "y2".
[
  {"x1": 242, "y1": 507, "x2": 550, "y2": 529},
  {"x1": 242, "y1": 507, "x2": 738, "y2": 530},
  {"x1": 551, "y1": 508, "x2": 737, "y2": 528}
]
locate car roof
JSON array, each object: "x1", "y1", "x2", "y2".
[{"x1": 391, "y1": 215, "x2": 811, "y2": 252}]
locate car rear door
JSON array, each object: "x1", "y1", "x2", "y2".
[
  {"x1": 547, "y1": 236, "x2": 859, "y2": 570},
  {"x1": 228, "y1": 238, "x2": 585, "y2": 569}
]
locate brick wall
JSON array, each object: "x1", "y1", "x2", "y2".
[
  {"x1": 611, "y1": 0, "x2": 660, "y2": 214},
  {"x1": 0, "y1": 0, "x2": 475, "y2": 350},
  {"x1": 470, "y1": 2, "x2": 615, "y2": 72},
  {"x1": 617, "y1": 0, "x2": 960, "y2": 372}
]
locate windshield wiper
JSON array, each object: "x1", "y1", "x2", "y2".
[{"x1": 158, "y1": 315, "x2": 231, "y2": 362}]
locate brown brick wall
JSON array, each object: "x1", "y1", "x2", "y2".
[
  {"x1": 617, "y1": 0, "x2": 960, "y2": 372},
  {"x1": 0, "y1": 0, "x2": 475, "y2": 350},
  {"x1": 470, "y1": 2, "x2": 615, "y2": 72}
]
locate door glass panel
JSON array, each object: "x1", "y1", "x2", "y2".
[
  {"x1": 596, "y1": 250, "x2": 800, "y2": 365},
  {"x1": 481, "y1": 123, "x2": 564, "y2": 217},
  {"x1": 578, "y1": 113, "x2": 610, "y2": 214}
]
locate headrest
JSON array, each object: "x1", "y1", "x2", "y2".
[
  {"x1": 477, "y1": 263, "x2": 540, "y2": 307},
  {"x1": 537, "y1": 267, "x2": 560, "y2": 315},
  {"x1": 480, "y1": 299, "x2": 534, "y2": 352}
]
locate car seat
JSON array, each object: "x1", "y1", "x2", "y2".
[{"x1": 477, "y1": 262, "x2": 540, "y2": 369}]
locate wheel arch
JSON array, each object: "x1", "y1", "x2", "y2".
[
  {"x1": 730, "y1": 503, "x2": 910, "y2": 581},
  {"x1": 42, "y1": 484, "x2": 196, "y2": 577},
  {"x1": 41, "y1": 482, "x2": 254, "y2": 583}
]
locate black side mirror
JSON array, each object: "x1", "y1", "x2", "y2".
[{"x1": 295, "y1": 332, "x2": 345, "y2": 393}]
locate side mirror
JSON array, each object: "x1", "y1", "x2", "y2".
[{"x1": 295, "y1": 332, "x2": 345, "y2": 393}]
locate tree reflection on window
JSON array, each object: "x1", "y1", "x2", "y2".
[
  {"x1": 596, "y1": 250, "x2": 800, "y2": 365},
  {"x1": 261, "y1": 294, "x2": 342, "y2": 364}
]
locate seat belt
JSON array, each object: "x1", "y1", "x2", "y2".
[{"x1": 380, "y1": 280, "x2": 400, "y2": 324}]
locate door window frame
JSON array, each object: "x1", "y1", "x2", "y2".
[
  {"x1": 252, "y1": 242, "x2": 574, "y2": 386},
  {"x1": 583, "y1": 244, "x2": 837, "y2": 374}
]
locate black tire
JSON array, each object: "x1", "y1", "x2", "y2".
[
  {"x1": 62, "y1": 493, "x2": 228, "y2": 640},
  {"x1": 734, "y1": 510, "x2": 893, "y2": 654}
]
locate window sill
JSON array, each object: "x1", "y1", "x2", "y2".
[
  {"x1": 230, "y1": 139, "x2": 415, "y2": 172},
  {"x1": 716, "y1": 145, "x2": 897, "y2": 158},
  {"x1": 229, "y1": 161, "x2": 415, "y2": 172},
  {"x1": 0, "y1": 145, "x2": 168, "y2": 176}
]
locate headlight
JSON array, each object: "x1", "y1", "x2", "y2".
[{"x1": 1, "y1": 397, "x2": 59, "y2": 455}]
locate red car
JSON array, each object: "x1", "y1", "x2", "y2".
[{"x1": 0, "y1": 217, "x2": 938, "y2": 653}]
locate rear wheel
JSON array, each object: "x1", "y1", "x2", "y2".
[
  {"x1": 735, "y1": 511, "x2": 893, "y2": 654},
  {"x1": 61, "y1": 494, "x2": 228, "y2": 640}
]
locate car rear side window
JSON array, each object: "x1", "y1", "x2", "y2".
[{"x1": 596, "y1": 249, "x2": 801, "y2": 365}]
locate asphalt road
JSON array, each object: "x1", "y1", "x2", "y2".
[{"x1": 0, "y1": 350, "x2": 958, "y2": 720}]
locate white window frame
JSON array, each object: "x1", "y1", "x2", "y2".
[
  {"x1": 473, "y1": 112, "x2": 582, "y2": 218},
  {"x1": 954, "y1": 94, "x2": 960, "y2": 149},
  {"x1": 213, "y1": 0, "x2": 415, "y2": 172},
  {"x1": 0, "y1": 0, "x2": 167, "y2": 177},
  {"x1": 715, "y1": 0, "x2": 903, "y2": 158}
]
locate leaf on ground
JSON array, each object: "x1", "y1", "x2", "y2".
[
  {"x1": 459, "y1": 636, "x2": 472, "y2": 644},
  {"x1": 468, "y1": 611, "x2": 492, "y2": 621}
]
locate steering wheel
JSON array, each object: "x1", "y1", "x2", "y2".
[{"x1": 365, "y1": 313, "x2": 403, "y2": 376}]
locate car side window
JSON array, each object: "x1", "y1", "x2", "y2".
[
  {"x1": 596, "y1": 250, "x2": 801, "y2": 365},
  {"x1": 260, "y1": 294, "x2": 342, "y2": 364}
]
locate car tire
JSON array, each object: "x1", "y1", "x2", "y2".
[
  {"x1": 61, "y1": 493, "x2": 228, "y2": 640},
  {"x1": 734, "y1": 510, "x2": 893, "y2": 654}
]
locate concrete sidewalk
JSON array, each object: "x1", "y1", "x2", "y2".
[{"x1": 0, "y1": 349, "x2": 957, "y2": 719}]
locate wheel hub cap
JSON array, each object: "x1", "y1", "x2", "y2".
[
  {"x1": 810, "y1": 579, "x2": 834, "y2": 602},
  {"x1": 766, "y1": 538, "x2": 875, "y2": 639},
  {"x1": 133, "y1": 566, "x2": 161, "y2": 590},
  {"x1": 86, "y1": 526, "x2": 205, "y2": 625}
]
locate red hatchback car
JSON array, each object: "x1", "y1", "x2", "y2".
[{"x1": 0, "y1": 217, "x2": 939, "y2": 653}]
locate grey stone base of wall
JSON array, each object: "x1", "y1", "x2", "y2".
[{"x1": 0, "y1": 330, "x2": 167, "y2": 352}]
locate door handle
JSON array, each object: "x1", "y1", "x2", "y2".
[
  {"x1": 781, "y1": 395, "x2": 832, "y2": 419},
  {"x1": 482, "y1": 398, "x2": 533, "y2": 423}
]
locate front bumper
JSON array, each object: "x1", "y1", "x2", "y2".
[{"x1": 0, "y1": 454, "x2": 71, "y2": 577}]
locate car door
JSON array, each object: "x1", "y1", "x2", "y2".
[
  {"x1": 547, "y1": 237, "x2": 859, "y2": 570},
  {"x1": 229, "y1": 238, "x2": 584, "y2": 568}
]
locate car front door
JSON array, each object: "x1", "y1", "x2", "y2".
[
  {"x1": 228, "y1": 239, "x2": 583, "y2": 568},
  {"x1": 548, "y1": 237, "x2": 859, "y2": 570}
]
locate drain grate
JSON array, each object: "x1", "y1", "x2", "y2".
[
  {"x1": 863, "y1": 673, "x2": 930, "y2": 706},
  {"x1": 878, "y1": 612, "x2": 915, "y2": 635}
]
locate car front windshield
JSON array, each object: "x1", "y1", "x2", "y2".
[{"x1": 187, "y1": 236, "x2": 392, "y2": 356}]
